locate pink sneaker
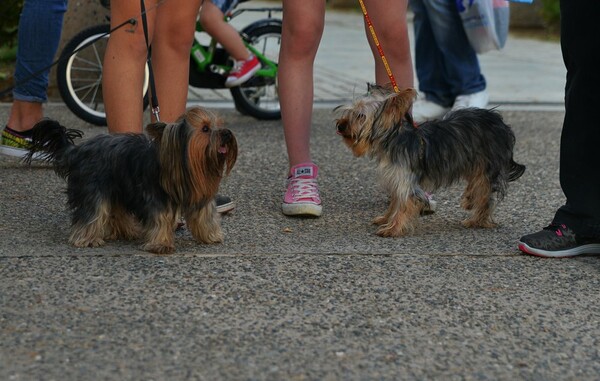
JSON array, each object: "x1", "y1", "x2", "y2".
[
  {"x1": 225, "y1": 55, "x2": 261, "y2": 88},
  {"x1": 282, "y1": 163, "x2": 322, "y2": 217}
]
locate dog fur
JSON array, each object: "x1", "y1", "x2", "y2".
[
  {"x1": 26, "y1": 107, "x2": 237, "y2": 253},
  {"x1": 335, "y1": 84, "x2": 525, "y2": 237}
]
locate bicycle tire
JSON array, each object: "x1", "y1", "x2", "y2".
[
  {"x1": 230, "y1": 23, "x2": 281, "y2": 121},
  {"x1": 56, "y1": 24, "x2": 149, "y2": 126}
]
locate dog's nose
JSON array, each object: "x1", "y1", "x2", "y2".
[
  {"x1": 220, "y1": 129, "x2": 232, "y2": 140},
  {"x1": 336, "y1": 122, "x2": 347, "y2": 135}
]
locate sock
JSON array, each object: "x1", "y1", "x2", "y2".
[{"x1": 5, "y1": 125, "x2": 33, "y2": 137}]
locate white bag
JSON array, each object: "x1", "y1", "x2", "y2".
[{"x1": 457, "y1": 0, "x2": 510, "y2": 54}]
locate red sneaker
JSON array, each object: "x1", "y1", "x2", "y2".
[{"x1": 225, "y1": 55, "x2": 261, "y2": 88}]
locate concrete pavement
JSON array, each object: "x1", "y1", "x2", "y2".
[
  {"x1": 4, "y1": 106, "x2": 600, "y2": 380},
  {"x1": 3, "y1": 3, "x2": 599, "y2": 381}
]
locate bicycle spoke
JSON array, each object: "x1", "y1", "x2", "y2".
[
  {"x1": 73, "y1": 81, "x2": 101, "y2": 103},
  {"x1": 71, "y1": 55, "x2": 102, "y2": 70},
  {"x1": 91, "y1": 44, "x2": 104, "y2": 72},
  {"x1": 57, "y1": 24, "x2": 110, "y2": 124},
  {"x1": 70, "y1": 66, "x2": 103, "y2": 74}
]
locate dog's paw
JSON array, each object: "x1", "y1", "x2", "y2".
[
  {"x1": 198, "y1": 231, "x2": 224, "y2": 244},
  {"x1": 70, "y1": 237, "x2": 106, "y2": 248},
  {"x1": 373, "y1": 215, "x2": 388, "y2": 225},
  {"x1": 142, "y1": 243, "x2": 176, "y2": 254},
  {"x1": 376, "y1": 225, "x2": 410, "y2": 238},
  {"x1": 189, "y1": 223, "x2": 224, "y2": 244}
]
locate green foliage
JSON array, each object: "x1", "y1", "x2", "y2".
[
  {"x1": 539, "y1": 0, "x2": 560, "y2": 30},
  {"x1": 0, "y1": 45, "x2": 18, "y2": 62},
  {"x1": 0, "y1": 0, "x2": 24, "y2": 49}
]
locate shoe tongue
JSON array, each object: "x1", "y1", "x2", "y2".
[{"x1": 291, "y1": 164, "x2": 317, "y2": 179}]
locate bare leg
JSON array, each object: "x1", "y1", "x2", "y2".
[
  {"x1": 151, "y1": 0, "x2": 202, "y2": 123},
  {"x1": 103, "y1": 0, "x2": 156, "y2": 133},
  {"x1": 363, "y1": 0, "x2": 414, "y2": 90},
  {"x1": 278, "y1": 0, "x2": 326, "y2": 169},
  {"x1": 200, "y1": 1, "x2": 250, "y2": 61},
  {"x1": 103, "y1": 0, "x2": 201, "y2": 132},
  {"x1": 7, "y1": 101, "x2": 43, "y2": 132}
]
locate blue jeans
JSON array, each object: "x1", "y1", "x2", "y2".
[
  {"x1": 409, "y1": 0, "x2": 486, "y2": 107},
  {"x1": 13, "y1": 0, "x2": 68, "y2": 103}
]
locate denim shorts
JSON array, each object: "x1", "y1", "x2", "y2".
[{"x1": 211, "y1": 0, "x2": 239, "y2": 13}]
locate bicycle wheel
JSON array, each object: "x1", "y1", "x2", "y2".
[
  {"x1": 56, "y1": 24, "x2": 149, "y2": 126},
  {"x1": 230, "y1": 23, "x2": 281, "y2": 121}
]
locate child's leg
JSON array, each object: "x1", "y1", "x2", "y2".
[
  {"x1": 200, "y1": 1, "x2": 250, "y2": 61},
  {"x1": 278, "y1": 0, "x2": 326, "y2": 168}
]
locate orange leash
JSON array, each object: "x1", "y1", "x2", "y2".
[{"x1": 358, "y1": 0, "x2": 400, "y2": 93}]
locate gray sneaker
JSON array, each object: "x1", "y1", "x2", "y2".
[
  {"x1": 518, "y1": 223, "x2": 600, "y2": 258},
  {"x1": 216, "y1": 194, "x2": 235, "y2": 214}
]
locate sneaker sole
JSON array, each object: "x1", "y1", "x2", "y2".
[
  {"x1": 0, "y1": 145, "x2": 45, "y2": 160},
  {"x1": 225, "y1": 64, "x2": 261, "y2": 88},
  {"x1": 518, "y1": 241, "x2": 600, "y2": 258},
  {"x1": 216, "y1": 200, "x2": 236, "y2": 214},
  {"x1": 282, "y1": 203, "x2": 322, "y2": 217},
  {"x1": 0, "y1": 145, "x2": 28, "y2": 158}
]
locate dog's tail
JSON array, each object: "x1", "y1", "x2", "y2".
[
  {"x1": 25, "y1": 119, "x2": 83, "y2": 177},
  {"x1": 508, "y1": 159, "x2": 526, "y2": 182}
]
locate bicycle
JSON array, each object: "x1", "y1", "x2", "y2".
[{"x1": 56, "y1": 0, "x2": 282, "y2": 126}]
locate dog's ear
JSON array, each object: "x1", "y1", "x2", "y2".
[
  {"x1": 367, "y1": 82, "x2": 377, "y2": 93},
  {"x1": 393, "y1": 88, "x2": 417, "y2": 106},
  {"x1": 146, "y1": 122, "x2": 167, "y2": 141},
  {"x1": 387, "y1": 88, "x2": 417, "y2": 116},
  {"x1": 402, "y1": 87, "x2": 418, "y2": 99}
]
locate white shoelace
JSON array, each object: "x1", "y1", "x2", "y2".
[{"x1": 288, "y1": 178, "x2": 320, "y2": 201}]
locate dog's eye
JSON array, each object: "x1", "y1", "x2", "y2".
[{"x1": 202, "y1": 125, "x2": 210, "y2": 133}]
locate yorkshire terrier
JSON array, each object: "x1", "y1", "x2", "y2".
[
  {"x1": 25, "y1": 107, "x2": 237, "y2": 254},
  {"x1": 335, "y1": 84, "x2": 525, "y2": 237}
]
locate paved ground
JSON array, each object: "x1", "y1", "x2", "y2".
[
  {"x1": 3, "y1": 105, "x2": 600, "y2": 380},
  {"x1": 3, "y1": 3, "x2": 600, "y2": 381}
]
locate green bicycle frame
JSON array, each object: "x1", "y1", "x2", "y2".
[{"x1": 190, "y1": 20, "x2": 278, "y2": 80}]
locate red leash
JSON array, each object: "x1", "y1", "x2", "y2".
[{"x1": 358, "y1": 0, "x2": 400, "y2": 93}]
